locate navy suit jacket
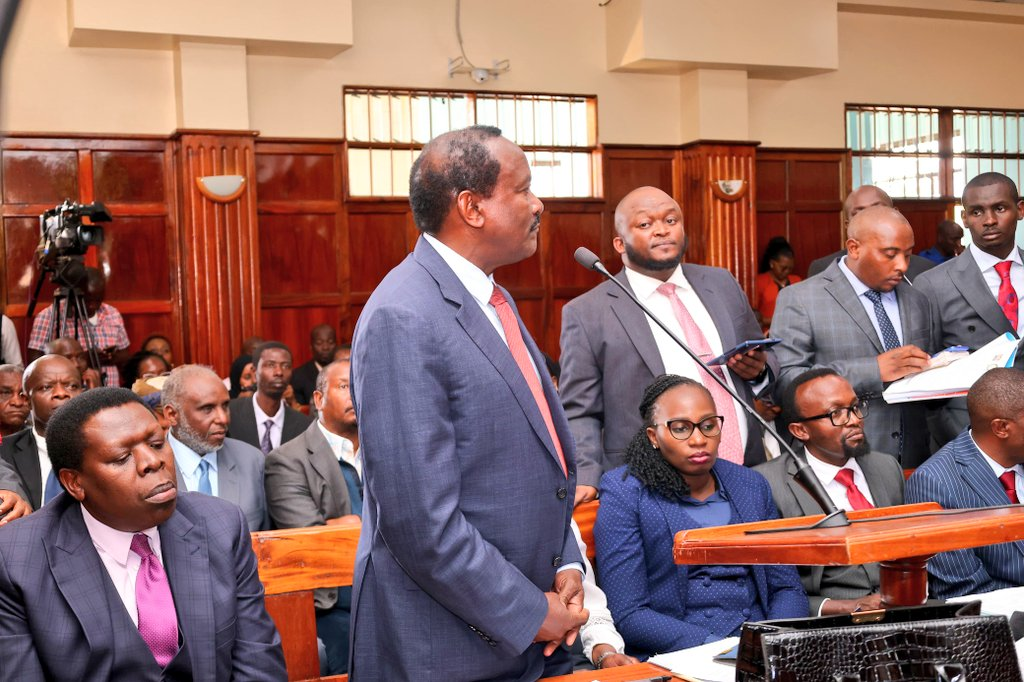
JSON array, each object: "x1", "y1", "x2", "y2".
[
  {"x1": 905, "y1": 430, "x2": 1024, "y2": 598},
  {"x1": 594, "y1": 461, "x2": 807, "y2": 657},
  {"x1": 350, "y1": 237, "x2": 581, "y2": 681},
  {"x1": 0, "y1": 492, "x2": 286, "y2": 681}
]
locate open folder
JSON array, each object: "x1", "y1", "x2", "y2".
[{"x1": 882, "y1": 332, "x2": 1019, "y2": 404}]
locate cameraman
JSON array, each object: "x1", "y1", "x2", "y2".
[{"x1": 27, "y1": 267, "x2": 130, "y2": 386}]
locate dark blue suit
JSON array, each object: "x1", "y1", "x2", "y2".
[
  {"x1": 905, "y1": 430, "x2": 1024, "y2": 598},
  {"x1": 350, "y1": 237, "x2": 581, "y2": 681},
  {"x1": 0, "y1": 492, "x2": 285, "y2": 681},
  {"x1": 595, "y1": 461, "x2": 807, "y2": 656}
]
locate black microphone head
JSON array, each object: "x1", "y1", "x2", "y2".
[{"x1": 574, "y1": 247, "x2": 602, "y2": 271}]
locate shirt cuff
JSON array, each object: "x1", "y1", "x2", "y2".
[
  {"x1": 817, "y1": 598, "x2": 829, "y2": 617},
  {"x1": 556, "y1": 562, "x2": 584, "y2": 576}
]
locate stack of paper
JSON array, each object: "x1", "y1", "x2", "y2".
[
  {"x1": 647, "y1": 636, "x2": 739, "y2": 682},
  {"x1": 882, "y1": 333, "x2": 1018, "y2": 404}
]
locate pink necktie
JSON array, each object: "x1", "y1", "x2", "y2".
[
  {"x1": 490, "y1": 286, "x2": 567, "y2": 477},
  {"x1": 995, "y1": 261, "x2": 1018, "y2": 331},
  {"x1": 130, "y1": 533, "x2": 179, "y2": 667},
  {"x1": 656, "y1": 283, "x2": 743, "y2": 464},
  {"x1": 834, "y1": 468, "x2": 874, "y2": 511},
  {"x1": 1000, "y1": 470, "x2": 1019, "y2": 504}
]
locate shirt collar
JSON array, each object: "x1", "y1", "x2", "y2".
[
  {"x1": 836, "y1": 256, "x2": 895, "y2": 301},
  {"x1": 970, "y1": 429, "x2": 1022, "y2": 477},
  {"x1": 969, "y1": 243, "x2": 1023, "y2": 273},
  {"x1": 252, "y1": 393, "x2": 285, "y2": 424},
  {"x1": 81, "y1": 503, "x2": 160, "y2": 569},
  {"x1": 423, "y1": 233, "x2": 496, "y2": 308},
  {"x1": 803, "y1": 446, "x2": 866, "y2": 484},
  {"x1": 623, "y1": 264, "x2": 690, "y2": 302},
  {"x1": 166, "y1": 430, "x2": 219, "y2": 473},
  {"x1": 316, "y1": 421, "x2": 357, "y2": 465}
]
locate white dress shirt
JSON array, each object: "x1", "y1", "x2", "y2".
[
  {"x1": 317, "y1": 421, "x2": 361, "y2": 478},
  {"x1": 971, "y1": 430, "x2": 1024, "y2": 502},
  {"x1": 623, "y1": 265, "x2": 750, "y2": 449},
  {"x1": 253, "y1": 393, "x2": 286, "y2": 451},
  {"x1": 969, "y1": 244, "x2": 1024, "y2": 335},
  {"x1": 804, "y1": 450, "x2": 876, "y2": 511},
  {"x1": 838, "y1": 257, "x2": 904, "y2": 347},
  {"x1": 81, "y1": 505, "x2": 163, "y2": 627},
  {"x1": 167, "y1": 430, "x2": 220, "y2": 496},
  {"x1": 34, "y1": 429, "x2": 53, "y2": 508}
]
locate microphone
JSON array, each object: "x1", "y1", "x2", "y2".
[{"x1": 574, "y1": 247, "x2": 845, "y2": 524}]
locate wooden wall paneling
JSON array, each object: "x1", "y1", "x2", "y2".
[
  {"x1": 542, "y1": 202, "x2": 604, "y2": 357},
  {"x1": 346, "y1": 201, "x2": 415, "y2": 314},
  {"x1": 177, "y1": 131, "x2": 260, "y2": 375},
  {"x1": 893, "y1": 199, "x2": 953, "y2": 254}
]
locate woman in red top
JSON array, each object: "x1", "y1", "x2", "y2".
[{"x1": 754, "y1": 237, "x2": 801, "y2": 333}]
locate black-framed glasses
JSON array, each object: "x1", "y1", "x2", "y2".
[
  {"x1": 652, "y1": 415, "x2": 724, "y2": 441},
  {"x1": 797, "y1": 400, "x2": 869, "y2": 427}
]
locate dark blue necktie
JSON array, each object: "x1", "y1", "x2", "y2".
[
  {"x1": 43, "y1": 470, "x2": 61, "y2": 504},
  {"x1": 340, "y1": 462, "x2": 362, "y2": 517},
  {"x1": 863, "y1": 289, "x2": 901, "y2": 351}
]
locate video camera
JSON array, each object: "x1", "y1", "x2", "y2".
[{"x1": 38, "y1": 199, "x2": 110, "y2": 260}]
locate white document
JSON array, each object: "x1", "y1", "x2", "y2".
[
  {"x1": 647, "y1": 636, "x2": 739, "y2": 682},
  {"x1": 882, "y1": 332, "x2": 1018, "y2": 404},
  {"x1": 948, "y1": 586, "x2": 1024, "y2": 618}
]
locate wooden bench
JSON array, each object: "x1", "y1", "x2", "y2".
[
  {"x1": 572, "y1": 499, "x2": 600, "y2": 561},
  {"x1": 252, "y1": 519, "x2": 361, "y2": 682}
]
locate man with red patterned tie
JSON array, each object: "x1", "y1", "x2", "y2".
[
  {"x1": 755, "y1": 368, "x2": 905, "y2": 615},
  {"x1": 916, "y1": 172, "x2": 1024, "y2": 447},
  {"x1": 907, "y1": 368, "x2": 1024, "y2": 598},
  {"x1": 0, "y1": 387, "x2": 285, "y2": 681}
]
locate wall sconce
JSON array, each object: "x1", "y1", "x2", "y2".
[{"x1": 196, "y1": 175, "x2": 247, "y2": 203}]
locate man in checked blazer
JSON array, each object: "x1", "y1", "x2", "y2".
[
  {"x1": 771, "y1": 206, "x2": 937, "y2": 467},
  {"x1": 906, "y1": 368, "x2": 1024, "y2": 599}
]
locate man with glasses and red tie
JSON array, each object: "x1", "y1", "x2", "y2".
[
  {"x1": 906, "y1": 368, "x2": 1024, "y2": 599},
  {"x1": 755, "y1": 368, "x2": 905, "y2": 615}
]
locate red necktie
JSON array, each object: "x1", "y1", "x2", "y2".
[
  {"x1": 995, "y1": 261, "x2": 1018, "y2": 331},
  {"x1": 833, "y1": 468, "x2": 874, "y2": 511},
  {"x1": 656, "y1": 283, "x2": 744, "y2": 464},
  {"x1": 489, "y1": 286, "x2": 567, "y2": 477},
  {"x1": 1000, "y1": 470, "x2": 1019, "y2": 504}
]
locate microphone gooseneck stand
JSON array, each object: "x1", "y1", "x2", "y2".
[{"x1": 573, "y1": 247, "x2": 847, "y2": 528}]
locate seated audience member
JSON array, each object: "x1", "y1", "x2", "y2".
[
  {"x1": 265, "y1": 359, "x2": 358, "y2": 675},
  {"x1": 755, "y1": 368, "x2": 904, "y2": 615},
  {"x1": 594, "y1": 374, "x2": 807, "y2": 657},
  {"x1": 0, "y1": 364, "x2": 29, "y2": 439},
  {"x1": 291, "y1": 324, "x2": 337, "y2": 406},
  {"x1": 1, "y1": 355, "x2": 83, "y2": 509},
  {"x1": 229, "y1": 354, "x2": 256, "y2": 399},
  {"x1": 1, "y1": 313, "x2": 22, "y2": 366},
  {"x1": 141, "y1": 333, "x2": 175, "y2": 368},
  {"x1": 918, "y1": 220, "x2": 964, "y2": 265},
  {"x1": 163, "y1": 365, "x2": 268, "y2": 531},
  {"x1": 0, "y1": 388, "x2": 287, "y2": 680},
  {"x1": 754, "y1": 236, "x2": 802, "y2": 332},
  {"x1": 122, "y1": 350, "x2": 171, "y2": 389},
  {"x1": 906, "y1": 368, "x2": 1024, "y2": 598},
  {"x1": 228, "y1": 342, "x2": 311, "y2": 454},
  {"x1": 46, "y1": 336, "x2": 102, "y2": 389},
  {"x1": 27, "y1": 267, "x2": 131, "y2": 385}
]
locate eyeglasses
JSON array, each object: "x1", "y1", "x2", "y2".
[
  {"x1": 797, "y1": 400, "x2": 869, "y2": 427},
  {"x1": 652, "y1": 415, "x2": 724, "y2": 441}
]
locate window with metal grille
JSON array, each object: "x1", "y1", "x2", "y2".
[{"x1": 344, "y1": 87, "x2": 599, "y2": 198}]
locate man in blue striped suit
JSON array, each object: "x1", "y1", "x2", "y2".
[{"x1": 906, "y1": 367, "x2": 1024, "y2": 598}]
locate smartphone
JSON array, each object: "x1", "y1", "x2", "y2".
[{"x1": 706, "y1": 337, "x2": 782, "y2": 366}]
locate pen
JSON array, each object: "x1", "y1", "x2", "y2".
[{"x1": 627, "y1": 677, "x2": 672, "y2": 682}]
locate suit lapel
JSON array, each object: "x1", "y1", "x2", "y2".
[
  {"x1": 784, "y1": 453, "x2": 829, "y2": 517},
  {"x1": 607, "y1": 270, "x2": 664, "y2": 378},
  {"x1": 217, "y1": 451, "x2": 239, "y2": 505},
  {"x1": 13, "y1": 431, "x2": 42, "y2": 507},
  {"x1": 954, "y1": 434, "x2": 1024, "y2": 560},
  {"x1": 895, "y1": 280, "x2": 921, "y2": 344},
  {"x1": 305, "y1": 425, "x2": 335, "y2": 488},
  {"x1": 684, "y1": 265, "x2": 739, "y2": 351},
  {"x1": 858, "y1": 454, "x2": 898, "y2": 508},
  {"x1": 233, "y1": 400, "x2": 259, "y2": 445},
  {"x1": 952, "y1": 248, "x2": 1015, "y2": 338},
  {"x1": 160, "y1": 504, "x2": 216, "y2": 679},
  {"x1": 822, "y1": 265, "x2": 884, "y2": 354}
]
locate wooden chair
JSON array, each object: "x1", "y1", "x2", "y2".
[
  {"x1": 572, "y1": 499, "x2": 600, "y2": 561},
  {"x1": 252, "y1": 520, "x2": 361, "y2": 682}
]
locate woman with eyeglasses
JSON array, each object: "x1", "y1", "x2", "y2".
[{"x1": 594, "y1": 374, "x2": 807, "y2": 658}]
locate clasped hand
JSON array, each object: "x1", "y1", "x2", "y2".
[{"x1": 534, "y1": 569, "x2": 588, "y2": 656}]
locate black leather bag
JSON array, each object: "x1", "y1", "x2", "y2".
[{"x1": 735, "y1": 601, "x2": 1021, "y2": 682}]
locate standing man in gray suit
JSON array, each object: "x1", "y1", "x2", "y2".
[
  {"x1": 228, "y1": 342, "x2": 311, "y2": 454},
  {"x1": 559, "y1": 186, "x2": 777, "y2": 506},
  {"x1": 915, "y1": 172, "x2": 1024, "y2": 446},
  {"x1": 265, "y1": 359, "x2": 357, "y2": 675},
  {"x1": 755, "y1": 368, "x2": 904, "y2": 615},
  {"x1": 772, "y1": 206, "x2": 935, "y2": 466},
  {"x1": 163, "y1": 365, "x2": 269, "y2": 531}
]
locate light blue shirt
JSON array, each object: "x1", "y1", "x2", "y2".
[
  {"x1": 838, "y1": 256, "x2": 903, "y2": 346},
  {"x1": 167, "y1": 430, "x2": 219, "y2": 496}
]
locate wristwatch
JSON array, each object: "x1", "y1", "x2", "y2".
[{"x1": 594, "y1": 650, "x2": 617, "y2": 669}]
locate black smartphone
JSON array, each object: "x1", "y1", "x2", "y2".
[{"x1": 707, "y1": 337, "x2": 782, "y2": 366}]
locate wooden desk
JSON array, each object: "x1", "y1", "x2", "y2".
[{"x1": 542, "y1": 661, "x2": 676, "y2": 681}]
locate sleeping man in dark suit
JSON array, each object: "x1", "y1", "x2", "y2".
[
  {"x1": 228, "y1": 341, "x2": 311, "y2": 455},
  {"x1": 0, "y1": 387, "x2": 286, "y2": 681},
  {"x1": 559, "y1": 185, "x2": 777, "y2": 506},
  {"x1": 755, "y1": 368, "x2": 904, "y2": 615},
  {"x1": 914, "y1": 172, "x2": 1024, "y2": 446},
  {"x1": 772, "y1": 206, "x2": 936, "y2": 466},
  {"x1": 906, "y1": 368, "x2": 1024, "y2": 599}
]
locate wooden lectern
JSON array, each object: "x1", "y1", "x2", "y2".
[{"x1": 674, "y1": 502, "x2": 1024, "y2": 606}]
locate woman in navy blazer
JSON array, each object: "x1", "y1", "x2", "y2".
[{"x1": 594, "y1": 375, "x2": 807, "y2": 657}]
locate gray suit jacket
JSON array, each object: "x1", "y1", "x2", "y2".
[
  {"x1": 914, "y1": 246, "x2": 1024, "y2": 445},
  {"x1": 0, "y1": 453, "x2": 25, "y2": 502},
  {"x1": 173, "y1": 436, "x2": 269, "y2": 532},
  {"x1": 265, "y1": 420, "x2": 352, "y2": 609},
  {"x1": 0, "y1": 429, "x2": 40, "y2": 509},
  {"x1": 808, "y1": 249, "x2": 935, "y2": 282},
  {"x1": 227, "y1": 396, "x2": 311, "y2": 452},
  {"x1": 771, "y1": 260, "x2": 936, "y2": 466},
  {"x1": 559, "y1": 265, "x2": 778, "y2": 488},
  {"x1": 754, "y1": 450, "x2": 904, "y2": 612}
]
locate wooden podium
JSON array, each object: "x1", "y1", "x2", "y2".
[{"x1": 674, "y1": 502, "x2": 1024, "y2": 606}]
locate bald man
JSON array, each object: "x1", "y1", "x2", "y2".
[
  {"x1": 559, "y1": 185, "x2": 777, "y2": 504},
  {"x1": 919, "y1": 220, "x2": 964, "y2": 265},
  {"x1": 906, "y1": 368, "x2": 1024, "y2": 598},
  {"x1": 806, "y1": 186, "x2": 936, "y2": 281},
  {"x1": 772, "y1": 206, "x2": 936, "y2": 466}
]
